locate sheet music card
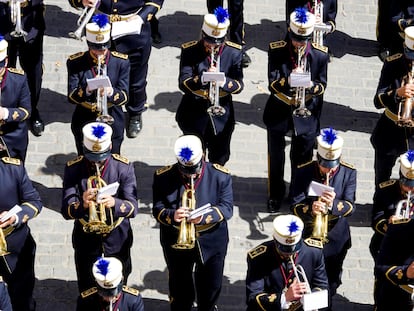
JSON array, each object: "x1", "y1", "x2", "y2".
[
  {"x1": 86, "y1": 76, "x2": 112, "y2": 91},
  {"x1": 307, "y1": 181, "x2": 334, "y2": 197}
]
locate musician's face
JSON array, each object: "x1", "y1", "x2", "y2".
[
  {"x1": 401, "y1": 183, "x2": 414, "y2": 194},
  {"x1": 291, "y1": 38, "x2": 308, "y2": 50},
  {"x1": 203, "y1": 40, "x2": 222, "y2": 54},
  {"x1": 90, "y1": 48, "x2": 108, "y2": 58},
  {"x1": 318, "y1": 164, "x2": 338, "y2": 176}
]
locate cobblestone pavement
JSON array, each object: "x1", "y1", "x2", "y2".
[{"x1": 25, "y1": 0, "x2": 381, "y2": 310}]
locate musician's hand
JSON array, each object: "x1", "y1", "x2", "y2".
[
  {"x1": 285, "y1": 279, "x2": 308, "y2": 302},
  {"x1": 174, "y1": 207, "x2": 189, "y2": 222},
  {"x1": 0, "y1": 107, "x2": 7, "y2": 120},
  {"x1": 219, "y1": 78, "x2": 226, "y2": 88},
  {"x1": 320, "y1": 190, "x2": 335, "y2": 208},
  {"x1": 189, "y1": 215, "x2": 202, "y2": 224},
  {"x1": 312, "y1": 200, "x2": 327, "y2": 215},
  {"x1": 82, "y1": 0, "x2": 96, "y2": 8},
  {"x1": 407, "y1": 262, "x2": 414, "y2": 279},
  {"x1": 0, "y1": 211, "x2": 15, "y2": 228},
  {"x1": 397, "y1": 83, "x2": 414, "y2": 99},
  {"x1": 82, "y1": 188, "x2": 97, "y2": 209},
  {"x1": 97, "y1": 194, "x2": 115, "y2": 208},
  {"x1": 208, "y1": 65, "x2": 217, "y2": 73}
]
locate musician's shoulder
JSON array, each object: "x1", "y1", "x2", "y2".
[
  {"x1": 67, "y1": 155, "x2": 84, "y2": 167},
  {"x1": 340, "y1": 160, "x2": 355, "y2": 170},
  {"x1": 304, "y1": 237, "x2": 324, "y2": 249},
  {"x1": 212, "y1": 163, "x2": 230, "y2": 174},
  {"x1": 385, "y1": 53, "x2": 403, "y2": 62},
  {"x1": 7, "y1": 67, "x2": 24, "y2": 75},
  {"x1": 68, "y1": 51, "x2": 85, "y2": 61},
  {"x1": 248, "y1": 244, "x2": 268, "y2": 259},
  {"x1": 80, "y1": 287, "x2": 97, "y2": 298},
  {"x1": 312, "y1": 42, "x2": 328, "y2": 53},
  {"x1": 111, "y1": 51, "x2": 128, "y2": 60},
  {"x1": 1, "y1": 157, "x2": 21, "y2": 165},
  {"x1": 122, "y1": 285, "x2": 139, "y2": 296},
  {"x1": 112, "y1": 153, "x2": 130, "y2": 164},
  {"x1": 156, "y1": 165, "x2": 173, "y2": 175},
  {"x1": 225, "y1": 41, "x2": 242, "y2": 50},
  {"x1": 379, "y1": 179, "x2": 397, "y2": 189},
  {"x1": 269, "y1": 40, "x2": 287, "y2": 50},
  {"x1": 181, "y1": 40, "x2": 198, "y2": 49}
]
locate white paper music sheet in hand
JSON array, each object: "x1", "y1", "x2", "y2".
[
  {"x1": 201, "y1": 72, "x2": 226, "y2": 84},
  {"x1": 86, "y1": 76, "x2": 112, "y2": 91},
  {"x1": 97, "y1": 182, "x2": 120, "y2": 202},
  {"x1": 0, "y1": 205, "x2": 22, "y2": 222},
  {"x1": 308, "y1": 181, "x2": 334, "y2": 197},
  {"x1": 188, "y1": 203, "x2": 213, "y2": 220}
]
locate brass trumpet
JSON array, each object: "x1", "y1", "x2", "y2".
[
  {"x1": 68, "y1": 3, "x2": 97, "y2": 41},
  {"x1": 10, "y1": 0, "x2": 28, "y2": 40},
  {"x1": 311, "y1": 172, "x2": 330, "y2": 244},
  {"x1": 292, "y1": 45, "x2": 311, "y2": 118},
  {"x1": 206, "y1": 49, "x2": 226, "y2": 117},
  {"x1": 96, "y1": 55, "x2": 114, "y2": 125},
  {"x1": 397, "y1": 61, "x2": 414, "y2": 127},
  {"x1": 172, "y1": 176, "x2": 196, "y2": 249},
  {"x1": 391, "y1": 191, "x2": 412, "y2": 224},
  {"x1": 83, "y1": 163, "x2": 114, "y2": 234},
  {"x1": 312, "y1": 0, "x2": 332, "y2": 47},
  {"x1": 0, "y1": 228, "x2": 10, "y2": 257}
]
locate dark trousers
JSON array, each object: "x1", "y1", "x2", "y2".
[
  {"x1": 7, "y1": 34, "x2": 44, "y2": 118},
  {"x1": 374, "y1": 149, "x2": 399, "y2": 188},
  {"x1": 207, "y1": 0, "x2": 245, "y2": 45},
  {"x1": 266, "y1": 127, "x2": 315, "y2": 200},
  {"x1": 0, "y1": 234, "x2": 36, "y2": 311},
  {"x1": 163, "y1": 247, "x2": 225, "y2": 311}
]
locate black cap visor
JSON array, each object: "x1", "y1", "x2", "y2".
[
  {"x1": 289, "y1": 30, "x2": 312, "y2": 43},
  {"x1": 400, "y1": 174, "x2": 414, "y2": 187},
  {"x1": 317, "y1": 154, "x2": 340, "y2": 169},
  {"x1": 274, "y1": 239, "x2": 302, "y2": 256},
  {"x1": 177, "y1": 160, "x2": 203, "y2": 175},
  {"x1": 87, "y1": 40, "x2": 111, "y2": 51},
  {"x1": 97, "y1": 282, "x2": 123, "y2": 298},
  {"x1": 202, "y1": 31, "x2": 225, "y2": 44},
  {"x1": 83, "y1": 146, "x2": 111, "y2": 162}
]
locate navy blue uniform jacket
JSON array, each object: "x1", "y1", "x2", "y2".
[
  {"x1": 176, "y1": 40, "x2": 243, "y2": 135},
  {"x1": 0, "y1": 157, "x2": 42, "y2": 273},
  {"x1": 246, "y1": 240, "x2": 328, "y2": 311},
  {"x1": 291, "y1": 160, "x2": 356, "y2": 257},
  {"x1": 61, "y1": 154, "x2": 138, "y2": 254},
  {"x1": 152, "y1": 162, "x2": 233, "y2": 263},
  {"x1": 0, "y1": 68, "x2": 30, "y2": 160}
]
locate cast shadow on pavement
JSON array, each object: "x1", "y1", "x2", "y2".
[
  {"x1": 44, "y1": 4, "x2": 80, "y2": 39},
  {"x1": 38, "y1": 88, "x2": 73, "y2": 126},
  {"x1": 34, "y1": 278, "x2": 78, "y2": 311}
]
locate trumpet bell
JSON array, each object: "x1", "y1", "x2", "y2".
[
  {"x1": 207, "y1": 105, "x2": 226, "y2": 117},
  {"x1": 10, "y1": 29, "x2": 27, "y2": 39},
  {"x1": 293, "y1": 106, "x2": 311, "y2": 118},
  {"x1": 96, "y1": 115, "x2": 114, "y2": 125},
  {"x1": 68, "y1": 30, "x2": 84, "y2": 41},
  {"x1": 83, "y1": 220, "x2": 113, "y2": 235}
]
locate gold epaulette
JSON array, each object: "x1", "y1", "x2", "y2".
[
  {"x1": 112, "y1": 153, "x2": 129, "y2": 164},
  {"x1": 297, "y1": 160, "x2": 313, "y2": 169},
  {"x1": 181, "y1": 40, "x2": 198, "y2": 49},
  {"x1": 248, "y1": 245, "x2": 267, "y2": 259},
  {"x1": 340, "y1": 160, "x2": 355, "y2": 169},
  {"x1": 68, "y1": 51, "x2": 84, "y2": 61},
  {"x1": 67, "y1": 155, "x2": 83, "y2": 167},
  {"x1": 80, "y1": 287, "x2": 97, "y2": 298},
  {"x1": 312, "y1": 43, "x2": 328, "y2": 53},
  {"x1": 379, "y1": 179, "x2": 397, "y2": 189},
  {"x1": 1, "y1": 157, "x2": 21, "y2": 165},
  {"x1": 386, "y1": 53, "x2": 403, "y2": 62},
  {"x1": 304, "y1": 237, "x2": 323, "y2": 249},
  {"x1": 7, "y1": 67, "x2": 24, "y2": 75},
  {"x1": 122, "y1": 285, "x2": 139, "y2": 296},
  {"x1": 225, "y1": 41, "x2": 242, "y2": 50},
  {"x1": 269, "y1": 40, "x2": 287, "y2": 50},
  {"x1": 213, "y1": 163, "x2": 230, "y2": 174},
  {"x1": 156, "y1": 165, "x2": 173, "y2": 175},
  {"x1": 111, "y1": 51, "x2": 128, "y2": 60}
]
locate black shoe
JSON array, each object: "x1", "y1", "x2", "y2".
[
  {"x1": 126, "y1": 114, "x2": 142, "y2": 138},
  {"x1": 242, "y1": 52, "x2": 251, "y2": 67},
  {"x1": 30, "y1": 118, "x2": 44, "y2": 137},
  {"x1": 267, "y1": 199, "x2": 281, "y2": 214},
  {"x1": 378, "y1": 47, "x2": 390, "y2": 62},
  {"x1": 151, "y1": 32, "x2": 162, "y2": 44}
]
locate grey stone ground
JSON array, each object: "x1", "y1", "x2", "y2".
[{"x1": 23, "y1": 0, "x2": 383, "y2": 310}]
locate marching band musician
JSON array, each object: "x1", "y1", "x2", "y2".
[
  {"x1": 371, "y1": 26, "x2": 414, "y2": 188},
  {"x1": 290, "y1": 128, "x2": 356, "y2": 310},
  {"x1": 370, "y1": 150, "x2": 414, "y2": 261},
  {"x1": 0, "y1": 36, "x2": 31, "y2": 161},
  {"x1": 176, "y1": 7, "x2": 244, "y2": 166},
  {"x1": 77, "y1": 257, "x2": 145, "y2": 311},
  {"x1": 263, "y1": 8, "x2": 329, "y2": 213},
  {"x1": 0, "y1": 0, "x2": 45, "y2": 136},
  {"x1": 246, "y1": 214, "x2": 328, "y2": 311},
  {"x1": 67, "y1": 14, "x2": 130, "y2": 155},
  {"x1": 152, "y1": 135, "x2": 233, "y2": 311},
  {"x1": 0, "y1": 155, "x2": 43, "y2": 311},
  {"x1": 61, "y1": 122, "x2": 138, "y2": 294},
  {"x1": 374, "y1": 152, "x2": 414, "y2": 310},
  {"x1": 69, "y1": 0, "x2": 164, "y2": 138}
]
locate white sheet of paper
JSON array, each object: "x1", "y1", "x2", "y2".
[
  {"x1": 301, "y1": 289, "x2": 328, "y2": 311},
  {"x1": 289, "y1": 72, "x2": 311, "y2": 87},
  {"x1": 111, "y1": 17, "x2": 143, "y2": 40},
  {"x1": 308, "y1": 181, "x2": 334, "y2": 197},
  {"x1": 188, "y1": 203, "x2": 212, "y2": 220},
  {"x1": 201, "y1": 71, "x2": 226, "y2": 83},
  {"x1": 97, "y1": 182, "x2": 120, "y2": 201},
  {"x1": 86, "y1": 76, "x2": 112, "y2": 91},
  {"x1": 0, "y1": 205, "x2": 22, "y2": 222}
]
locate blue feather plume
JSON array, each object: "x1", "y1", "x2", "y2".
[
  {"x1": 92, "y1": 14, "x2": 109, "y2": 28},
  {"x1": 96, "y1": 257, "x2": 109, "y2": 276},
  {"x1": 0, "y1": 35, "x2": 3, "y2": 42},
  {"x1": 288, "y1": 220, "x2": 300, "y2": 235},
  {"x1": 407, "y1": 150, "x2": 414, "y2": 163},
  {"x1": 321, "y1": 128, "x2": 337, "y2": 145},
  {"x1": 294, "y1": 7, "x2": 309, "y2": 24},
  {"x1": 179, "y1": 147, "x2": 193, "y2": 162},
  {"x1": 214, "y1": 6, "x2": 229, "y2": 24},
  {"x1": 92, "y1": 124, "x2": 107, "y2": 139}
]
